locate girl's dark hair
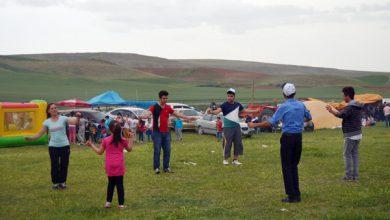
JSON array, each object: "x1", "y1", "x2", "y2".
[
  {"x1": 111, "y1": 122, "x2": 123, "y2": 147},
  {"x1": 46, "y1": 103, "x2": 55, "y2": 118},
  {"x1": 108, "y1": 120, "x2": 116, "y2": 133}
]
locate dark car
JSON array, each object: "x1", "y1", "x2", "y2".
[{"x1": 59, "y1": 108, "x2": 105, "y2": 123}]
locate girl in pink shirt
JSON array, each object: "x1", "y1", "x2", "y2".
[{"x1": 87, "y1": 121, "x2": 133, "y2": 209}]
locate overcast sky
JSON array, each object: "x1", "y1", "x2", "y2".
[{"x1": 0, "y1": 0, "x2": 389, "y2": 72}]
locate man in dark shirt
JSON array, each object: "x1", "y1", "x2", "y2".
[
  {"x1": 326, "y1": 87, "x2": 363, "y2": 181},
  {"x1": 208, "y1": 88, "x2": 259, "y2": 166}
]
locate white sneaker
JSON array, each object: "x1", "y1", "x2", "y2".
[
  {"x1": 232, "y1": 160, "x2": 242, "y2": 166},
  {"x1": 223, "y1": 160, "x2": 229, "y2": 165},
  {"x1": 104, "y1": 202, "x2": 111, "y2": 208}
]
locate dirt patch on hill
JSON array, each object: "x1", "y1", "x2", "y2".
[{"x1": 137, "y1": 67, "x2": 269, "y2": 83}]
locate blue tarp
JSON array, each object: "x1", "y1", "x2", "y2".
[
  {"x1": 88, "y1": 91, "x2": 126, "y2": 106},
  {"x1": 122, "y1": 100, "x2": 157, "y2": 109}
]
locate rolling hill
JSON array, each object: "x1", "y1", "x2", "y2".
[{"x1": 0, "y1": 52, "x2": 389, "y2": 103}]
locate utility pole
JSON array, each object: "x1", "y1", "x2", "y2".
[{"x1": 251, "y1": 79, "x2": 255, "y2": 104}]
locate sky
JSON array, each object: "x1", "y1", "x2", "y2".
[{"x1": 0, "y1": 0, "x2": 389, "y2": 72}]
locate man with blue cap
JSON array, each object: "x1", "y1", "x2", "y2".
[{"x1": 248, "y1": 83, "x2": 312, "y2": 203}]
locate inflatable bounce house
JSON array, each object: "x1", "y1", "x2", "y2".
[{"x1": 0, "y1": 100, "x2": 48, "y2": 147}]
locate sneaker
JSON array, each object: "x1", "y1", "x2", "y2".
[
  {"x1": 163, "y1": 168, "x2": 174, "y2": 173},
  {"x1": 281, "y1": 197, "x2": 301, "y2": 203},
  {"x1": 155, "y1": 168, "x2": 160, "y2": 174},
  {"x1": 232, "y1": 160, "x2": 242, "y2": 166},
  {"x1": 118, "y1": 205, "x2": 125, "y2": 209},
  {"x1": 104, "y1": 202, "x2": 111, "y2": 208},
  {"x1": 59, "y1": 183, "x2": 67, "y2": 189},
  {"x1": 343, "y1": 176, "x2": 353, "y2": 181},
  {"x1": 223, "y1": 160, "x2": 229, "y2": 165},
  {"x1": 52, "y1": 184, "x2": 60, "y2": 190}
]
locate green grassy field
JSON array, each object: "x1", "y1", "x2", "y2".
[
  {"x1": 0, "y1": 126, "x2": 389, "y2": 219},
  {"x1": 1, "y1": 68, "x2": 389, "y2": 104}
]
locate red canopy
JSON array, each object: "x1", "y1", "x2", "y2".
[{"x1": 56, "y1": 98, "x2": 91, "y2": 108}]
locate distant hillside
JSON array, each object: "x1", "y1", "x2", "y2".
[
  {"x1": 174, "y1": 59, "x2": 389, "y2": 76},
  {"x1": 0, "y1": 55, "x2": 161, "y2": 80},
  {"x1": 1, "y1": 52, "x2": 389, "y2": 102},
  {"x1": 15, "y1": 52, "x2": 191, "y2": 69},
  {"x1": 1, "y1": 52, "x2": 389, "y2": 88}
]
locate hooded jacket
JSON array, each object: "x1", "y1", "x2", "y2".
[{"x1": 336, "y1": 100, "x2": 363, "y2": 138}]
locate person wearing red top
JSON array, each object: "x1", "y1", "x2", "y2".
[
  {"x1": 137, "y1": 119, "x2": 147, "y2": 143},
  {"x1": 139, "y1": 90, "x2": 198, "y2": 174},
  {"x1": 216, "y1": 116, "x2": 223, "y2": 141}
]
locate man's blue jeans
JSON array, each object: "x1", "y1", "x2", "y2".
[{"x1": 152, "y1": 131, "x2": 171, "y2": 170}]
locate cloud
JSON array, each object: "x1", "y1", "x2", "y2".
[
  {"x1": 3, "y1": 0, "x2": 390, "y2": 33},
  {"x1": 1, "y1": 0, "x2": 71, "y2": 7},
  {"x1": 76, "y1": 1, "x2": 390, "y2": 33},
  {"x1": 1, "y1": 0, "x2": 389, "y2": 71}
]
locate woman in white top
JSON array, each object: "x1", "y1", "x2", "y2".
[{"x1": 25, "y1": 103, "x2": 78, "y2": 190}]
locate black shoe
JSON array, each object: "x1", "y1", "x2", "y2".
[
  {"x1": 281, "y1": 197, "x2": 301, "y2": 203},
  {"x1": 59, "y1": 183, "x2": 67, "y2": 189},
  {"x1": 154, "y1": 168, "x2": 160, "y2": 174},
  {"x1": 163, "y1": 168, "x2": 174, "y2": 173},
  {"x1": 343, "y1": 176, "x2": 353, "y2": 181}
]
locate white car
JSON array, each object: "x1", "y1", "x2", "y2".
[
  {"x1": 195, "y1": 114, "x2": 254, "y2": 137},
  {"x1": 106, "y1": 107, "x2": 148, "y2": 120},
  {"x1": 169, "y1": 109, "x2": 203, "y2": 130},
  {"x1": 167, "y1": 103, "x2": 194, "y2": 110}
]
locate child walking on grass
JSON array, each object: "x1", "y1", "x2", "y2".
[{"x1": 86, "y1": 121, "x2": 133, "y2": 209}]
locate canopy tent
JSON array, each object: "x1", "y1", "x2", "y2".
[
  {"x1": 88, "y1": 91, "x2": 126, "y2": 106},
  {"x1": 122, "y1": 100, "x2": 157, "y2": 109},
  {"x1": 56, "y1": 98, "x2": 91, "y2": 108},
  {"x1": 304, "y1": 100, "x2": 342, "y2": 130},
  {"x1": 329, "y1": 94, "x2": 383, "y2": 110}
]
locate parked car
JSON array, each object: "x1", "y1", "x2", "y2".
[
  {"x1": 167, "y1": 103, "x2": 199, "y2": 111},
  {"x1": 169, "y1": 109, "x2": 203, "y2": 130},
  {"x1": 106, "y1": 107, "x2": 151, "y2": 128},
  {"x1": 240, "y1": 104, "x2": 277, "y2": 132},
  {"x1": 195, "y1": 114, "x2": 254, "y2": 137},
  {"x1": 59, "y1": 108, "x2": 105, "y2": 123},
  {"x1": 106, "y1": 107, "x2": 148, "y2": 120}
]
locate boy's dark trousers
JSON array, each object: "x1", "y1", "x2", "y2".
[
  {"x1": 280, "y1": 133, "x2": 302, "y2": 200},
  {"x1": 139, "y1": 132, "x2": 144, "y2": 142}
]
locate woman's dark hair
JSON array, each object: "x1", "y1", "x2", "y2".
[
  {"x1": 46, "y1": 103, "x2": 55, "y2": 118},
  {"x1": 111, "y1": 122, "x2": 123, "y2": 147},
  {"x1": 342, "y1": 87, "x2": 355, "y2": 100},
  {"x1": 159, "y1": 90, "x2": 169, "y2": 98}
]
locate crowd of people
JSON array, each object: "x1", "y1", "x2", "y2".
[
  {"x1": 64, "y1": 111, "x2": 155, "y2": 146},
  {"x1": 23, "y1": 85, "x2": 387, "y2": 208}
]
